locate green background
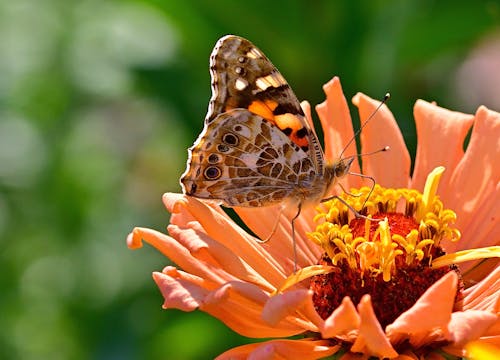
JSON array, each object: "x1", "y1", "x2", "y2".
[{"x1": 1, "y1": 1, "x2": 499, "y2": 359}]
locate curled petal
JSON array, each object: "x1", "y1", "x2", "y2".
[
  {"x1": 164, "y1": 193, "x2": 291, "y2": 288},
  {"x1": 321, "y1": 296, "x2": 360, "y2": 339},
  {"x1": 155, "y1": 272, "x2": 304, "y2": 338},
  {"x1": 262, "y1": 289, "x2": 323, "y2": 332},
  {"x1": 351, "y1": 295, "x2": 398, "y2": 358},
  {"x1": 387, "y1": 271, "x2": 458, "y2": 347},
  {"x1": 353, "y1": 92, "x2": 411, "y2": 188},
  {"x1": 448, "y1": 310, "x2": 497, "y2": 346},
  {"x1": 216, "y1": 339, "x2": 339, "y2": 360},
  {"x1": 153, "y1": 268, "x2": 208, "y2": 311}
]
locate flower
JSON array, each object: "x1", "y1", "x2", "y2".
[{"x1": 127, "y1": 77, "x2": 500, "y2": 359}]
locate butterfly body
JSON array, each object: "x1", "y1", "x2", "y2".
[{"x1": 180, "y1": 35, "x2": 352, "y2": 210}]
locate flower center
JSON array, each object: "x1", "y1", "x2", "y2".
[{"x1": 308, "y1": 168, "x2": 464, "y2": 328}]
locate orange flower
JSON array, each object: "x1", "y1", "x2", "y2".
[{"x1": 127, "y1": 77, "x2": 500, "y2": 359}]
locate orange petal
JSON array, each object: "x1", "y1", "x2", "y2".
[
  {"x1": 341, "y1": 352, "x2": 421, "y2": 360},
  {"x1": 235, "y1": 205, "x2": 322, "y2": 273},
  {"x1": 386, "y1": 271, "x2": 458, "y2": 347},
  {"x1": 128, "y1": 227, "x2": 222, "y2": 281},
  {"x1": 165, "y1": 194, "x2": 290, "y2": 287},
  {"x1": 156, "y1": 272, "x2": 304, "y2": 338},
  {"x1": 463, "y1": 259, "x2": 500, "y2": 287},
  {"x1": 316, "y1": 77, "x2": 362, "y2": 189},
  {"x1": 448, "y1": 310, "x2": 497, "y2": 346},
  {"x1": 463, "y1": 265, "x2": 500, "y2": 312},
  {"x1": 321, "y1": 296, "x2": 360, "y2": 339},
  {"x1": 352, "y1": 92, "x2": 411, "y2": 188},
  {"x1": 444, "y1": 106, "x2": 500, "y2": 255},
  {"x1": 351, "y1": 295, "x2": 398, "y2": 358},
  {"x1": 152, "y1": 268, "x2": 208, "y2": 311},
  {"x1": 215, "y1": 339, "x2": 339, "y2": 360},
  {"x1": 411, "y1": 100, "x2": 474, "y2": 192},
  {"x1": 262, "y1": 289, "x2": 323, "y2": 332},
  {"x1": 167, "y1": 223, "x2": 275, "y2": 290}
]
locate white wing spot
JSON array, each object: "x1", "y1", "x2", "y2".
[
  {"x1": 256, "y1": 73, "x2": 286, "y2": 91},
  {"x1": 246, "y1": 48, "x2": 262, "y2": 59},
  {"x1": 235, "y1": 78, "x2": 248, "y2": 91},
  {"x1": 256, "y1": 77, "x2": 271, "y2": 91}
]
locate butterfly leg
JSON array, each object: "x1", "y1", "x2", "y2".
[
  {"x1": 346, "y1": 171, "x2": 376, "y2": 209},
  {"x1": 291, "y1": 203, "x2": 302, "y2": 273},
  {"x1": 257, "y1": 205, "x2": 285, "y2": 244},
  {"x1": 320, "y1": 194, "x2": 379, "y2": 222},
  {"x1": 337, "y1": 182, "x2": 362, "y2": 198}
]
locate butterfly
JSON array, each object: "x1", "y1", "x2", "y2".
[{"x1": 180, "y1": 35, "x2": 354, "y2": 217}]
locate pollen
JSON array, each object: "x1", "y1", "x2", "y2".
[{"x1": 308, "y1": 166, "x2": 464, "y2": 327}]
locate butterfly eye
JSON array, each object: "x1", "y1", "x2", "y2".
[
  {"x1": 222, "y1": 133, "x2": 239, "y2": 146},
  {"x1": 204, "y1": 166, "x2": 222, "y2": 180}
]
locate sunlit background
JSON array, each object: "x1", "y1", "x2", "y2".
[{"x1": 1, "y1": 1, "x2": 499, "y2": 359}]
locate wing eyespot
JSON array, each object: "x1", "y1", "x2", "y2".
[
  {"x1": 217, "y1": 144, "x2": 230, "y2": 153},
  {"x1": 208, "y1": 153, "x2": 220, "y2": 164},
  {"x1": 204, "y1": 166, "x2": 222, "y2": 180},
  {"x1": 222, "y1": 133, "x2": 239, "y2": 146}
]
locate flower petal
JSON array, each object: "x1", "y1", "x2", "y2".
[
  {"x1": 444, "y1": 106, "x2": 500, "y2": 256},
  {"x1": 411, "y1": 100, "x2": 474, "y2": 192},
  {"x1": 352, "y1": 92, "x2": 411, "y2": 188},
  {"x1": 165, "y1": 193, "x2": 291, "y2": 288},
  {"x1": 316, "y1": 77, "x2": 362, "y2": 190},
  {"x1": 216, "y1": 339, "x2": 339, "y2": 360},
  {"x1": 235, "y1": 205, "x2": 322, "y2": 273},
  {"x1": 262, "y1": 289, "x2": 323, "y2": 332},
  {"x1": 156, "y1": 271, "x2": 304, "y2": 338},
  {"x1": 351, "y1": 295, "x2": 398, "y2": 358},
  {"x1": 152, "y1": 268, "x2": 207, "y2": 311},
  {"x1": 128, "y1": 226, "x2": 227, "y2": 283},
  {"x1": 463, "y1": 265, "x2": 500, "y2": 313},
  {"x1": 386, "y1": 271, "x2": 458, "y2": 347},
  {"x1": 448, "y1": 310, "x2": 497, "y2": 346},
  {"x1": 321, "y1": 296, "x2": 360, "y2": 339}
]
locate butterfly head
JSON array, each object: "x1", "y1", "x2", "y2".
[{"x1": 324, "y1": 156, "x2": 354, "y2": 182}]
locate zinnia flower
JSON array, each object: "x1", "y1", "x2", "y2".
[{"x1": 127, "y1": 77, "x2": 500, "y2": 359}]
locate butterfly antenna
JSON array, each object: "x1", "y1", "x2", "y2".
[{"x1": 338, "y1": 93, "x2": 390, "y2": 160}]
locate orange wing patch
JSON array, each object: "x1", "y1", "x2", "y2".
[
  {"x1": 247, "y1": 100, "x2": 310, "y2": 150},
  {"x1": 274, "y1": 113, "x2": 310, "y2": 150},
  {"x1": 226, "y1": 98, "x2": 310, "y2": 151},
  {"x1": 248, "y1": 99, "x2": 278, "y2": 121}
]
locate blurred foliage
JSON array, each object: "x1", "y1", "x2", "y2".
[{"x1": 0, "y1": 0, "x2": 498, "y2": 359}]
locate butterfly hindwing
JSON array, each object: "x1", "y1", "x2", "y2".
[{"x1": 181, "y1": 109, "x2": 316, "y2": 207}]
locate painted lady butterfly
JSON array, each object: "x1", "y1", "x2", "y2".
[{"x1": 180, "y1": 35, "x2": 353, "y2": 215}]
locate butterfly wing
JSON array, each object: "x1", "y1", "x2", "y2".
[
  {"x1": 180, "y1": 109, "x2": 318, "y2": 207},
  {"x1": 181, "y1": 35, "x2": 331, "y2": 207},
  {"x1": 206, "y1": 35, "x2": 324, "y2": 173}
]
